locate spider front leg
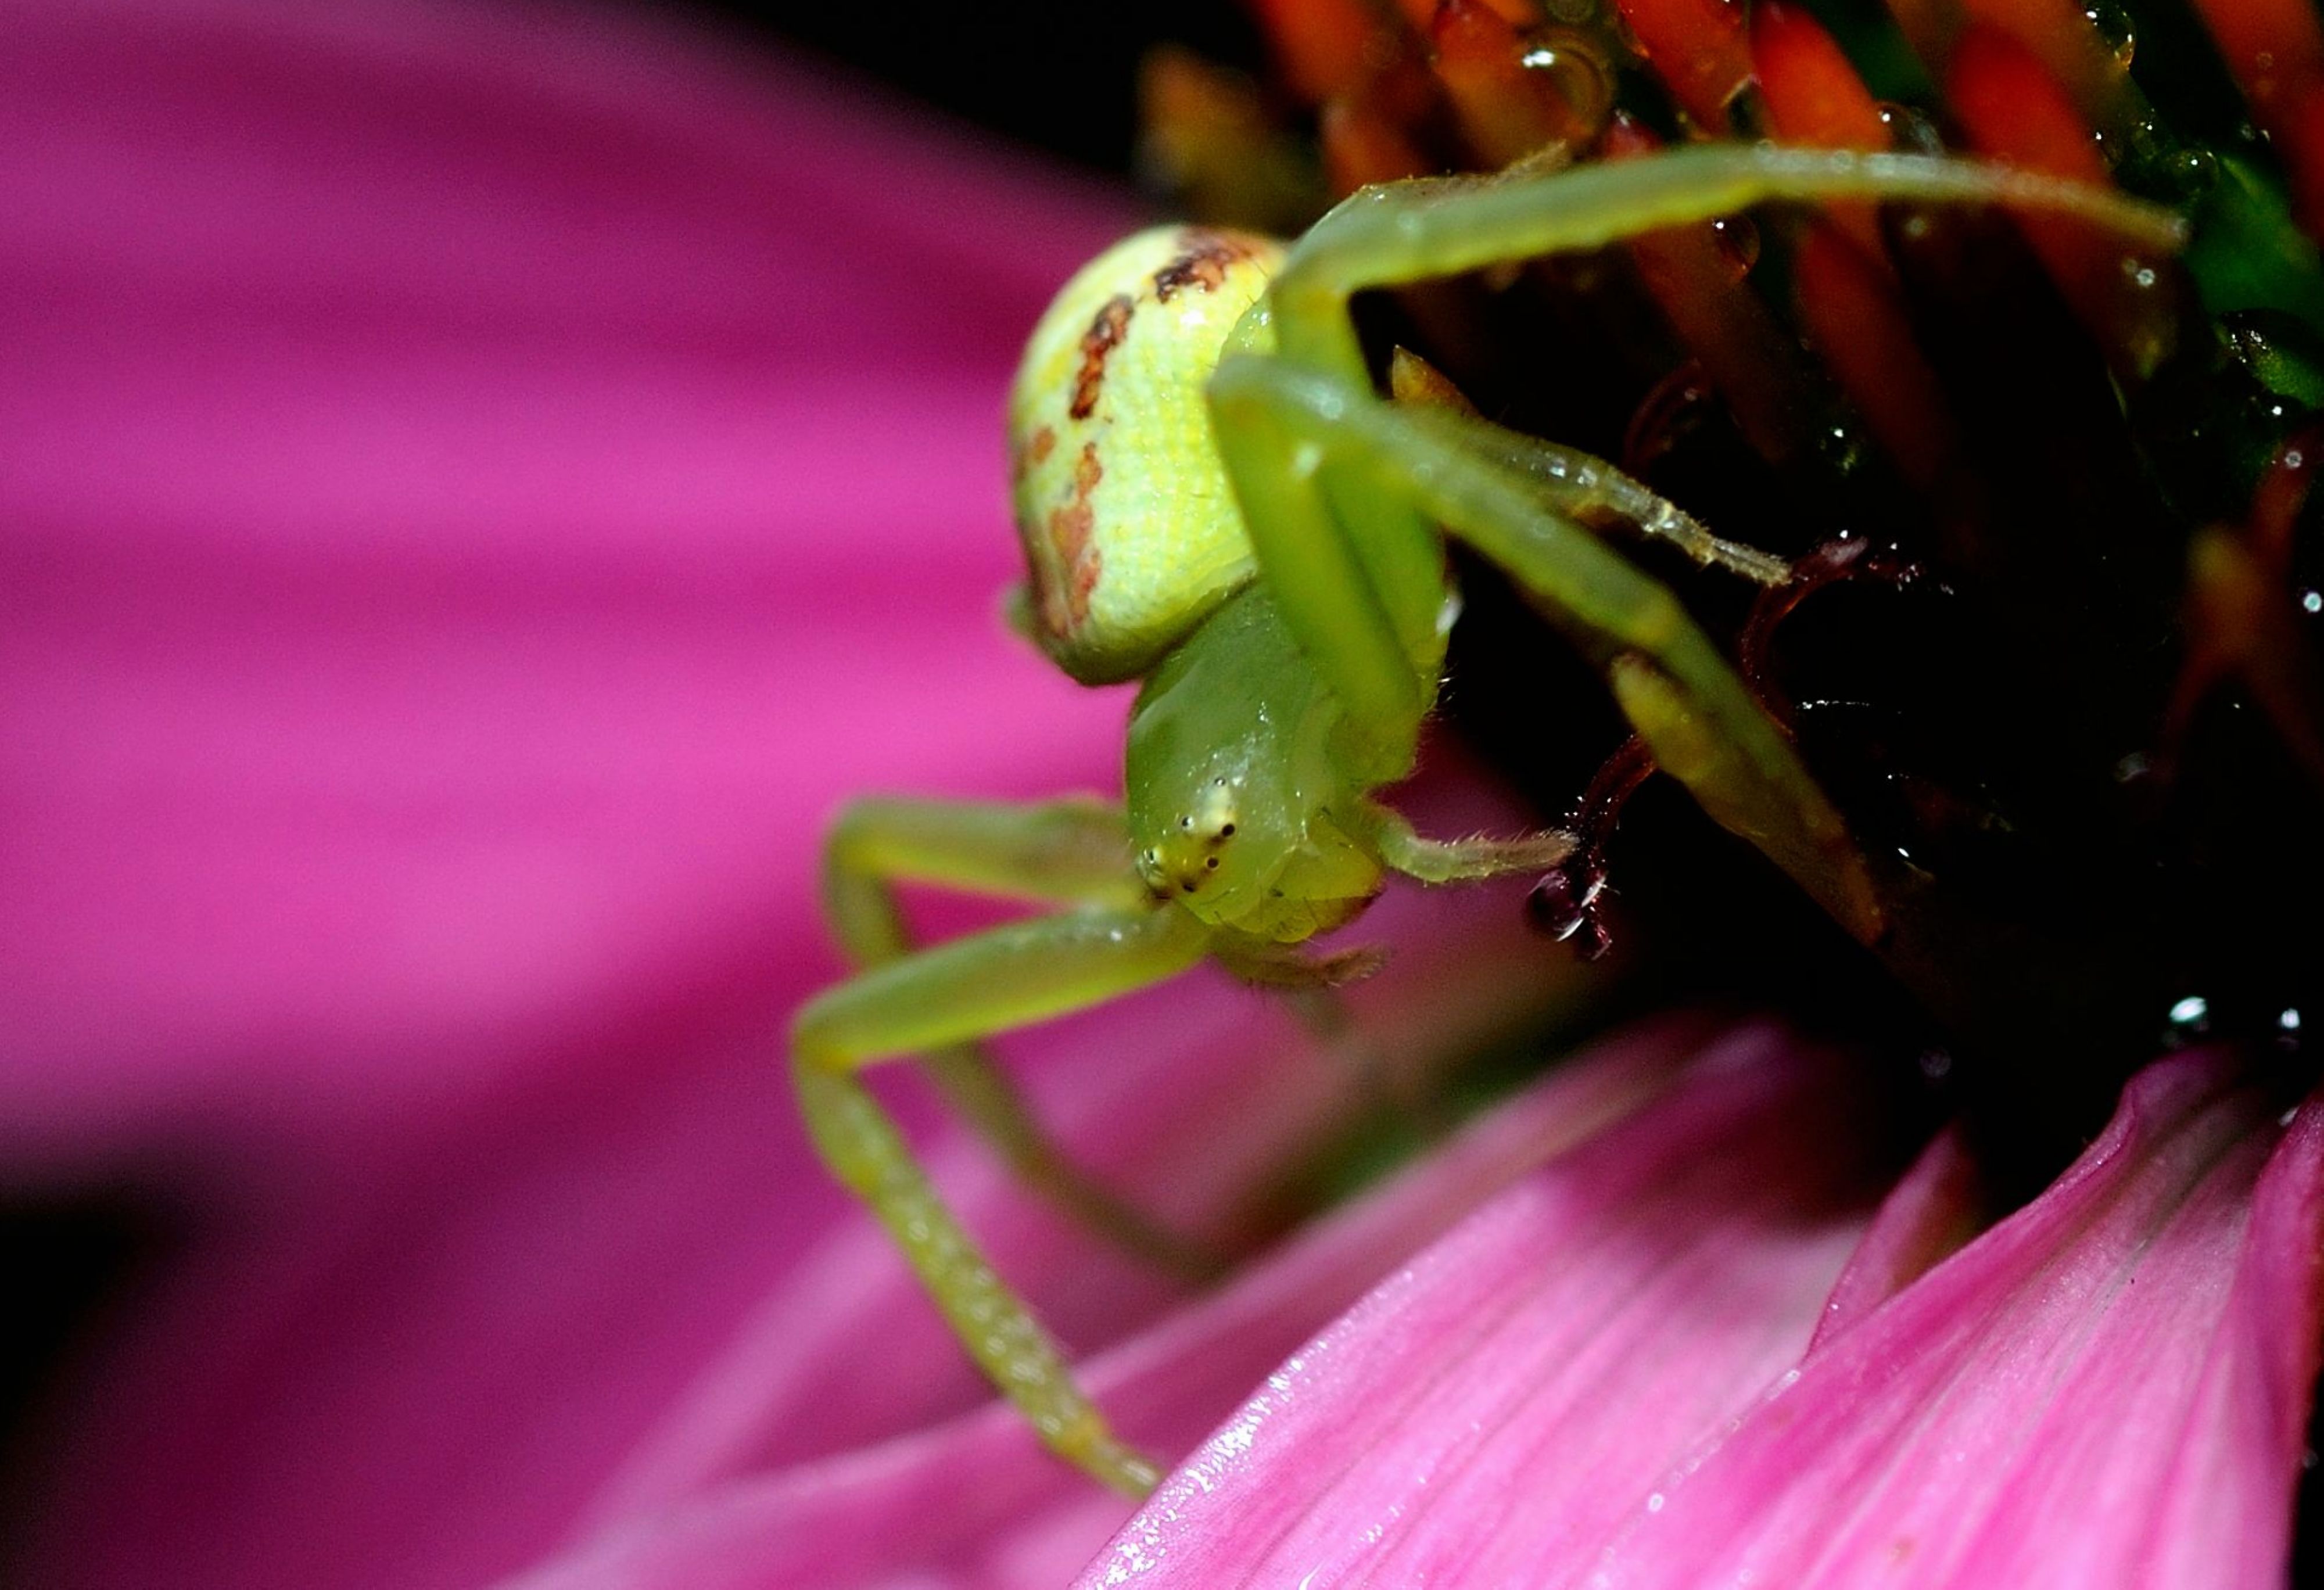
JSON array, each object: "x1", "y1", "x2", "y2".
[
  {"x1": 795, "y1": 804, "x2": 1214, "y2": 1495},
  {"x1": 1215, "y1": 145, "x2": 2182, "y2": 942},
  {"x1": 1263, "y1": 145, "x2": 2183, "y2": 386},
  {"x1": 823, "y1": 796, "x2": 1221, "y2": 1278},
  {"x1": 1213, "y1": 357, "x2": 1887, "y2": 943},
  {"x1": 1350, "y1": 800, "x2": 1578, "y2": 884}
]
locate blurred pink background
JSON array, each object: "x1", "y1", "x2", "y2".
[{"x1": 0, "y1": 1, "x2": 1169, "y2": 1581}]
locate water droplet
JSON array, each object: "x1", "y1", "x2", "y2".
[
  {"x1": 1647, "y1": 1492, "x2": 1666, "y2": 1513},
  {"x1": 1528, "y1": 866, "x2": 1612, "y2": 961},
  {"x1": 2301, "y1": 589, "x2": 2321, "y2": 614},
  {"x1": 1622, "y1": 363, "x2": 1715, "y2": 473},
  {"x1": 2083, "y1": 2, "x2": 2136, "y2": 67},
  {"x1": 2164, "y1": 994, "x2": 2211, "y2": 1046},
  {"x1": 1814, "y1": 418, "x2": 1868, "y2": 477},
  {"x1": 2168, "y1": 147, "x2": 2218, "y2": 199},
  {"x1": 1711, "y1": 214, "x2": 1760, "y2": 277},
  {"x1": 1519, "y1": 28, "x2": 1613, "y2": 131},
  {"x1": 1875, "y1": 102, "x2": 1945, "y2": 156}
]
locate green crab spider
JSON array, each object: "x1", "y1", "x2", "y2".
[{"x1": 790, "y1": 145, "x2": 2182, "y2": 1496}]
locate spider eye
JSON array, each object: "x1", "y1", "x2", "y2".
[{"x1": 1219, "y1": 823, "x2": 1236, "y2": 838}]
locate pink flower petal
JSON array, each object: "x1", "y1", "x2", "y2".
[
  {"x1": 1075, "y1": 1022, "x2": 1898, "y2": 1588},
  {"x1": 1593, "y1": 1047, "x2": 2324, "y2": 1587},
  {"x1": 501, "y1": 1015, "x2": 1724, "y2": 1588},
  {"x1": 1807, "y1": 1124, "x2": 1985, "y2": 1352},
  {"x1": 0, "y1": 0, "x2": 1141, "y2": 1161},
  {"x1": 0, "y1": 1, "x2": 1210, "y2": 1584}
]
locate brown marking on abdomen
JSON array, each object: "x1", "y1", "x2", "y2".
[
  {"x1": 1013, "y1": 423, "x2": 1056, "y2": 487},
  {"x1": 1153, "y1": 229, "x2": 1257, "y2": 302},
  {"x1": 1070, "y1": 295, "x2": 1135, "y2": 421},
  {"x1": 1041, "y1": 442, "x2": 1106, "y2": 634}
]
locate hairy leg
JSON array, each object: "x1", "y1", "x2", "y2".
[
  {"x1": 1387, "y1": 347, "x2": 1791, "y2": 586},
  {"x1": 1353, "y1": 799, "x2": 1577, "y2": 885}
]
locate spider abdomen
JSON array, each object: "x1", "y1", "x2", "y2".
[{"x1": 1007, "y1": 224, "x2": 1283, "y2": 685}]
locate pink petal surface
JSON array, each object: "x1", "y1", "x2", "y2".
[
  {"x1": 1074, "y1": 1042, "x2": 2324, "y2": 1590},
  {"x1": 0, "y1": 0, "x2": 1140, "y2": 1161},
  {"x1": 0, "y1": 1, "x2": 1268, "y2": 1585},
  {"x1": 1077, "y1": 1020, "x2": 1900, "y2": 1588},
  {"x1": 1594, "y1": 1047, "x2": 2324, "y2": 1588},
  {"x1": 506, "y1": 1016, "x2": 1729, "y2": 1589},
  {"x1": 1807, "y1": 1124, "x2": 1985, "y2": 1352}
]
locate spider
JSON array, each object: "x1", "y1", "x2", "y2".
[{"x1": 788, "y1": 145, "x2": 2181, "y2": 1495}]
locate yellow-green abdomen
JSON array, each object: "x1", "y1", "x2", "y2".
[{"x1": 1007, "y1": 225, "x2": 1284, "y2": 685}]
